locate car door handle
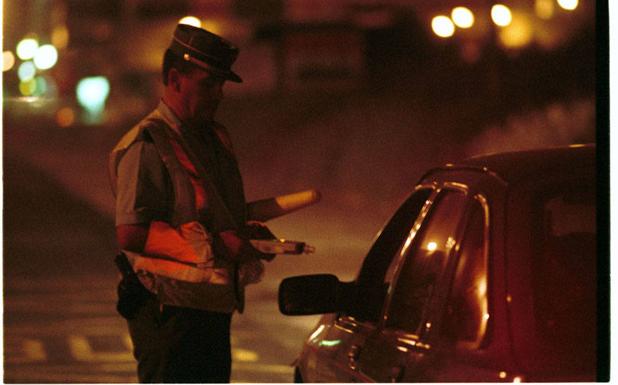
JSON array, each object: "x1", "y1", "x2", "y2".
[{"x1": 347, "y1": 344, "x2": 361, "y2": 370}]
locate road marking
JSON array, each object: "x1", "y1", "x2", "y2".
[
  {"x1": 123, "y1": 333, "x2": 133, "y2": 351},
  {"x1": 98, "y1": 362, "x2": 138, "y2": 372},
  {"x1": 5, "y1": 338, "x2": 47, "y2": 363},
  {"x1": 233, "y1": 362, "x2": 293, "y2": 374},
  {"x1": 7, "y1": 317, "x2": 126, "y2": 335},
  {"x1": 4, "y1": 369, "x2": 136, "y2": 384},
  {"x1": 6, "y1": 301, "x2": 115, "y2": 314},
  {"x1": 5, "y1": 279, "x2": 300, "y2": 383},
  {"x1": 68, "y1": 335, "x2": 133, "y2": 362},
  {"x1": 233, "y1": 348, "x2": 259, "y2": 362}
]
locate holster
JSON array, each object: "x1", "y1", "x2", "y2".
[{"x1": 115, "y1": 252, "x2": 155, "y2": 320}]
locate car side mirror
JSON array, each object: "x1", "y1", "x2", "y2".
[{"x1": 279, "y1": 274, "x2": 353, "y2": 315}]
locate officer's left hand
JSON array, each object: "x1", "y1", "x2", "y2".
[{"x1": 240, "y1": 221, "x2": 277, "y2": 261}]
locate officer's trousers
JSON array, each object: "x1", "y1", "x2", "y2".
[{"x1": 127, "y1": 297, "x2": 232, "y2": 383}]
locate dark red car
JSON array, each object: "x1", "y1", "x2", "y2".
[{"x1": 279, "y1": 144, "x2": 599, "y2": 382}]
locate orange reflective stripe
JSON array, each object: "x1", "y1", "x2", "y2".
[
  {"x1": 168, "y1": 139, "x2": 207, "y2": 211},
  {"x1": 131, "y1": 255, "x2": 230, "y2": 284},
  {"x1": 144, "y1": 221, "x2": 214, "y2": 264}
]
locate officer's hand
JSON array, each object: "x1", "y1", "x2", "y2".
[
  {"x1": 241, "y1": 221, "x2": 277, "y2": 240},
  {"x1": 216, "y1": 230, "x2": 274, "y2": 262},
  {"x1": 240, "y1": 222, "x2": 276, "y2": 261}
]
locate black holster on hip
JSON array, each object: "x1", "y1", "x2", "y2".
[{"x1": 115, "y1": 252, "x2": 154, "y2": 320}]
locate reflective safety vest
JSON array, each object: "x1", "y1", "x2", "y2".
[{"x1": 109, "y1": 110, "x2": 246, "y2": 313}]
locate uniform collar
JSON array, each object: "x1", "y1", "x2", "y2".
[
  {"x1": 156, "y1": 99, "x2": 216, "y2": 138},
  {"x1": 156, "y1": 100, "x2": 184, "y2": 136}
]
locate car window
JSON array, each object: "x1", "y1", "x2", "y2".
[
  {"x1": 385, "y1": 189, "x2": 468, "y2": 334},
  {"x1": 445, "y1": 197, "x2": 489, "y2": 349},
  {"x1": 533, "y1": 181, "x2": 596, "y2": 363},
  {"x1": 350, "y1": 188, "x2": 433, "y2": 322}
]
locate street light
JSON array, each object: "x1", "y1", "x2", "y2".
[
  {"x1": 51, "y1": 25, "x2": 70, "y2": 49},
  {"x1": 33, "y1": 44, "x2": 58, "y2": 70},
  {"x1": 76, "y1": 76, "x2": 110, "y2": 124},
  {"x1": 432, "y1": 15, "x2": 455, "y2": 38},
  {"x1": 18, "y1": 61, "x2": 36, "y2": 81},
  {"x1": 557, "y1": 0, "x2": 578, "y2": 11},
  {"x1": 3, "y1": 51, "x2": 16, "y2": 72},
  {"x1": 19, "y1": 78, "x2": 37, "y2": 96},
  {"x1": 16, "y1": 38, "x2": 39, "y2": 60},
  {"x1": 535, "y1": 0, "x2": 555, "y2": 19},
  {"x1": 498, "y1": 13, "x2": 533, "y2": 49},
  {"x1": 451, "y1": 7, "x2": 475, "y2": 29},
  {"x1": 491, "y1": 4, "x2": 513, "y2": 27}
]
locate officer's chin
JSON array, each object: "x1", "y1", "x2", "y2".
[{"x1": 192, "y1": 111, "x2": 217, "y2": 127}]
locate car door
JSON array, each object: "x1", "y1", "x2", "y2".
[
  {"x1": 311, "y1": 187, "x2": 433, "y2": 382},
  {"x1": 356, "y1": 186, "x2": 486, "y2": 382}
]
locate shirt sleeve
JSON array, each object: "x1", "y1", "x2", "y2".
[{"x1": 115, "y1": 140, "x2": 171, "y2": 226}]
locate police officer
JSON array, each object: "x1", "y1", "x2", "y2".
[{"x1": 109, "y1": 24, "x2": 275, "y2": 383}]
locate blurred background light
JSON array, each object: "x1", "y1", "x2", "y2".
[
  {"x1": 491, "y1": 4, "x2": 513, "y2": 27},
  {"x1": 18, "y1": 61, "x2": 36, "y2": 81},
  {"x1": 535, "y1": 0, "x2": 556, "y2": 19},
  {"x1": 557, "y1": 0, "x2": 579, "y2": 11},
  {"x1": 56, "y1": 107, "x2": 76, "y2": 128},
  {"x1": 16, "y1": 38, "x2": 39, "y2": 60},
  {"x1": 3, "y1": 51, "x2": 16, "y2": 72},
  {"x1": 534, "y1": 23, "x2": 565, "y2": 50},
  {"x1": 51, "y1": 25, "x2": 70, "y2": 49},
  {"x1": 19, "y1": 78, "x2": 37, "y2": 96},
  {"x1": 432, "y1": 15, "x2": 455, "y2": 38},
  {"x1": 202, "y1": 19, "x2": 223, "y2": 35},
  {"x1": 34, "y1": 76, "x2": 49, "y2": 96},
  {"x1": 76, "y1": 76, "x2": 111, "y2": 124},
  {"x1": 451, "y1": 7, "x2": 475, "y2": 29},
  {"x1": 461, "y1": 41, "x2": 482, "y2": 63},
  {"x1": 498, "y1": 13, "x2": 534, "y2": 48},
  {"x1": 33, "y1": 44, "x2": 59, "y2": 70},
  {"x1": 178, "y1": 16, "x2": 202, "y2": 28}
]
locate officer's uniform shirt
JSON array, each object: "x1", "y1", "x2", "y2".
[{"x1": 115, "y1": 102, "x2": 180, "y2": 227}]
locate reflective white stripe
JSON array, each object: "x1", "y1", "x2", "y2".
[{"x1": 127, "y1": 252, "x2": 230, "y2": 284}]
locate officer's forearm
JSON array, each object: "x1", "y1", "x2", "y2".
[
  {"x1": 116, "y1": 224, "x2": 149, "y2": 253},
  {"x1": 215, "y1": 230, "x2": 265, "y2": 263}
]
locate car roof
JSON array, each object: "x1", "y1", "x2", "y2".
[{"x1": 425, "y1": 144, "x2": 596, "y2": 185}]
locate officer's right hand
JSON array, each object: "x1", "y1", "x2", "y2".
[{"x1": 216, "y1": 230, "x2": 272, "y2": 262}]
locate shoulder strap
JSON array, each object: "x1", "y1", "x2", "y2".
[{"x1": 145, "y1": 119, "x2": 238, "y2": 232}]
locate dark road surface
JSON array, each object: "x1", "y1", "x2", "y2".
[
  {"x1": 4, "y1": 155, "x2": 133, "y2": 382},
  {"x1": 4, "y1": 155, "x2": 117, "y2": 279}
]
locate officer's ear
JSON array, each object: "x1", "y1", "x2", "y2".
[{"x1": 168, "y1": 68, "x2": 182, "y2": 92}]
